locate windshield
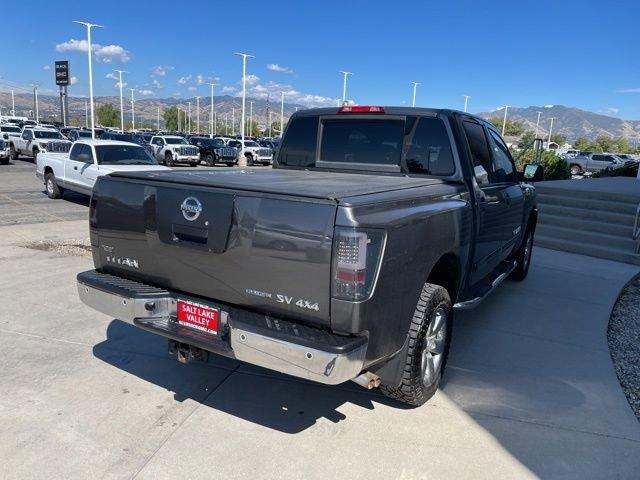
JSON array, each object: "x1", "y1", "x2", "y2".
[
  {"x1": 109, "y1": 133, "x2": 145, "y2": 144},
  {"x1": 1, "y1": 126, "x2": 21, "y2": 133},
  {"x1": 320, "y1": 119, "x2": 404, "y2": 165},
  {"x1": 245, "y1": 141, "x2": 259, "y2": 147},
  {"x1": 94, "y1": 145, "x2": 157, "y2": 165},
  {"x1": 77, "y1": 131, "x2": 92, "y2": 138},
  {"x1": 34, "y1": 131, "x2": 64, "y2": 139},
  {"x1": 165, "y1": 137, "x2": 188, "y2": 145}
]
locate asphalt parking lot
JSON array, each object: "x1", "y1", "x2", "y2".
[{"x1": 2, "y1": 160, "x2": 640, "y2": 479}]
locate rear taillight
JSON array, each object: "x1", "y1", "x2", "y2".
[
  {"x1": 332, "y1": 228, "x2": 385, "y2": 301},
  {"x1": 338, "y1": 106, "x2": 385, "y2": 114}
]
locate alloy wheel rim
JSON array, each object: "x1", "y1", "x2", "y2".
[
  {"x1": 421, "y1": 307, "x2": 448, "y2": 386},
  {"x1": 524, "y1": 233, "x2": 533, "y2": 269},
  {"x1": 47, "y1": 179, "x2": 53, "y2": 194}
]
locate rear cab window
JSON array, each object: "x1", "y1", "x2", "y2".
[{"x1": 277, "y1": 113, "x2": 456, "y2": 176}]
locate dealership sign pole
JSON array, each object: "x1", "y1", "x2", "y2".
[
  {"x1": 55, "y1": 61, "x2": 70, "y2": 125},
  {"x1": 74, "y1": 21, "x2": 103, "y2": 139}
]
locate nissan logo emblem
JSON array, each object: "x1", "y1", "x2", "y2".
[{"x1": 181, "y1": 196, "x2": 202, "y2": 221}]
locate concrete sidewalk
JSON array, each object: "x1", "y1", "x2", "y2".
[{"x1": 0, "y1": 220, "x2": 639, "y2": 479}]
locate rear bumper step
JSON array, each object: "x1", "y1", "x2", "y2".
[{"x1": 77, "y1": 270, "x2": 367, "y2": 385}]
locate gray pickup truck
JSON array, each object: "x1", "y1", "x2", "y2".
[
  {"x1": 567, "y1": 152, "x2": 624, "y2": 175},
  {"x1": 77, "y1": 106, "x2": 541, "y2": 406}
]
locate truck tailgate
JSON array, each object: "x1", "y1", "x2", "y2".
[{"x1": 91, "y1": 176, "x2": 336, "y2": 327}]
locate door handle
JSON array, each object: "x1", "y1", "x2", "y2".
[{"x1": 74, "y1": 166, "x2": 78, "y2": 170}]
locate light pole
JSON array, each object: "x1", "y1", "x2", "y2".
[
  {"x1": 280, "y1": 91, "x2": 284, "y2": 137},
  {"x1": 187, "y1": 102, "x2": 191, "y2": 133},
  {"x1": 547, "y1": 117, "x2": 556, "y2": 147},
  {"x1": 114, "y1": 70, "x2": 126, "y2": 132},
  {"x1": 534, "y1": 111, "x2": 542, "y2": 139},
  {"x1": 129, "y1": 89, "x2": 136, "y2": 131},
  {"x1": 84, "y1": 100, "x2": 88, "y2": 128},
  {"x1": 501, "y1": 105, "x2": 509, "y2": 137},
  {"x1": 11, "y1": 90, "x2": 15, "y2": 116},
  {"x1": 196, "y1": 96, "x2": 200, "y2": 133},
  {"x1": 249, "y1": 101, "x2": 254, "y2": 137},
  {"x1": 33, "y1": 86, "x2": 39, "y2": 123},
  {"x1": 463, "y1": 95, "x2": 470, "y2": 112},
  {"x1": 411, "y1": 82, "x2": 420, "y2": 107},
  {"x1": 208, "y1": 82, "x2": 217, "y2": 138},
  {"x1": 235, "y1": 52, "x2": 253, "y2": 166},
  {"x1": 74, "y1": 21, "x2": 103, "y2": 139},
  {"x1": 232, "y1": 107, "x2": 235, "y2": 136},
  {"x1": 224, "y1": 114, "x2": 228, "y2": 135},
  {"x1": 268, "y1": 111, "x2": 273, "y2": 137},
  {"x1": 339, "y1": 71, "x2": 352, "y2": 104},
  {"x1": 157, "y1": 106, "x2": 160, "y2": 130},
  {"x1": 178, "y1": 108, "x2": 181, "y2": 133}
]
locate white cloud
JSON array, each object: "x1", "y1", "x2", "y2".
[
  {"x1": 151, "y1": 65, "x2": 173, "y2": 77},
  {"x1": 115, "y1": 81, "x2": 127, "y2": 89},
  {"x1": 606, "y1": 107, "x2": 620, "y2": 114},
  {"x1": 238, "y1": 79, "x2": 339, "y2": 107},
  {"x1": 139, "y1": 89, "x2": 153, "y2": 96},
  {"x1": 544, "y1": 104, "x2": 555, "y2": 108},
  {"x1": 187, "y1": 86, "x2": 197, "y2": 91},
  {"x1": 267, "y1": 63, "x2": 293, "y2": 74},
  {"x1": 69, "y1": 76, "x2": 78, "y2": 86},
  {"x1": 241, "y1": 74, "x2": 260, "y2": 86},
  {"x1": 172, "y1": 92, "x2": 182, "y2": 97},
  {"x1": 55, "y1": 39, "x2": 131, "y2": 63},
  {"x1": 222, "y1": 86, "x2": 236, "y2": 93},
  {"x1": 196, "y1": 74, "x2": 204, "y2": 85},
  {"x1": 618, "y1": 88, "x2": 640, "y2": 93},
  {"x1": 177, "y1": 75, "x2": 192, "y2": 85},
  {"x1": 105, "y1": 72, "x2": 118, "y2": 80},
  {"x1": 42, "y1": 65, "x2": 51, "y2": 71},
  {"x1": 151, "y1": 79, "x2": 163, "y2": 89}
]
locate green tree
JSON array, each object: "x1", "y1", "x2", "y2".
[
  {"x1": 550, "y1": 133, "x2": 566, "y2": 146},
  {"x1": 488, "y1": 117, "x2": 524, "y2": 136},
  {"x1": 96, "y1": 103, "x2": 120, "y2": 128},
  {"x1": 573, "y1": 137, "x2": 590, "y2": 150},
  {"x1": 164, "y1": 106, "x2": 179, "y2": 131},
  {"x1": 518, "y1": 130, "x2": 536, "y2": 148},
  {"x1": 516, "y1": 149, "x2": 570, "y2": 180}
]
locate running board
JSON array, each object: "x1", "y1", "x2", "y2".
[{"x1": 453, "y1": 261, "x2": 517, "y2": 310}]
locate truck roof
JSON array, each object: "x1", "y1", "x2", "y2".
[
  {"x1": 292, "y1": 106, "x2": 486, "y2": 123},
  {"x1": 76, "y1": 139, "x2": 144, "y2": 147}
]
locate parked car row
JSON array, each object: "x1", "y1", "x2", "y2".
[
  {"x1": 563, "y1": 151, "x2": 638, "y2": 175},
  {"x1": 1, "y1": 121, "x2": 277, "y2": 167}
]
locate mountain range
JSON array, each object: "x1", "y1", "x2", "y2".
[
  {"x1": 1, "y1": 92, "x2": 638, "y2": 142},
  {"x1": 476, "y1": 105, "x2": 640, "y2": 142}
]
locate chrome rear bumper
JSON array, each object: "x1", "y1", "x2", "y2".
[{"x1": 77, "y1": 270, "x2": 367, "y2": 385}]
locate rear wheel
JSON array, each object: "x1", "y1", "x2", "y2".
[
  {"x1": 246, "y1": 154, "x2": 254, "y2": 166},
  {"x1": 380, "y1": 283, "x2": 452, "y2": 406},
  {"x1": 205, "y1": 154, "x2": 215, "y2": 167},
  {"x1": 570, "y1": 164, "x2": 582, "y2": 175},
  {"x1": 32, "y1": 148, "x2": 39, "y2": 162},
  {"x1": 10, "y1": 144, "x2": 18, "y2": 160},
  {"x1": 165, "y1": 152, "x2": 174, "y2": 167},
  {"x1": 45, "y1": 172, "x2": 63, "y2": 199}
]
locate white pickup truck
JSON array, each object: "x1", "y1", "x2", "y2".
[
  {"x1": 150, "y1": 135, "x2": 200, "y2": 166},
  {"x1": 10, "y1": 127, "x2": 72, "y2": 161},
  {"x1": 36, "y1": 139, "x2": 170, "y2": 198}
]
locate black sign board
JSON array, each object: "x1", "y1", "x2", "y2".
[{"x1": 55, "y1": 61, "x2": 70, "y2": 86}]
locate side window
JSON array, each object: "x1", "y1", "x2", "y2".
[
  {"x1": 69, "y1": 143, "x2": 81, "y2": 160},
  {"x1": 277, "y1": 116, "x2": 318, "y2": 167},
  {"x1": 487, "y1": 129, "x2": 516, "y2": 183},
  {"x1": 462, "y1": 121, "x2": 492, "y2": 186},
  {"x1": 592, "y1": 154, "x2": 604, "y2": 161},
  {"x1": 84, "y1": 145, "x2": 95, "y2": 163},
  {"x1": 22, "y1": 131, "x2": 30, "y2": 140},
  {"x1": 405, "y1": 117, "x2": 455, "y2": 176}
]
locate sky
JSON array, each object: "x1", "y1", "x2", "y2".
[{"x1": 1, "y1": 0, "x2": 639, "y2": 119}]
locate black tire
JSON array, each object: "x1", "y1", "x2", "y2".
[
  {"x1": 44, "y1": 172, "x2": 62, "y2": 199},
  {"x1": 0, "y1": 157, "x2": 9, "y2": 165},
  {"x1": 190, "y1": 162, "x2": 198, "y2": 167},
  {"x1": 570, "y1": 164, "x2": 581, "y2": 176},
  {"x1": 165, "y1": 153, "x2": 174, "y2": 167},
  {"x1": 246, "y1": 154, "x2": 254, "y2": 166},
  {"x1": 32, "y1": 148, "x2": 39, "y2": 162},
  {"x1": 380, "y1": 283, "x2": 452, "y2": 407},
  {"x1": 510, "y1": 226, "x2": 534, "y2": 281},
  {"x1": 226, "y1": 163, "x2": 235, "y2": 167},
  {"x1": 10, "y1": 144, "x2": 18, "y2": 160},
  {"x1": 205, "y1": 154, "x2": 215, "y2": 167}
]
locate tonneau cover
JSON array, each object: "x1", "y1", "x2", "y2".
[{"x1": 109, "y1": 168, "x2": 443, "y2": 200}]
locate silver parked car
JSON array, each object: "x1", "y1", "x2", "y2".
[{"x1": 566, "y1": 153, "x2": 623, "y2": 175}]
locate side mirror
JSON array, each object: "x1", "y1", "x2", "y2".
[
  {"x1": 77, "y1": 153, "x2": 90, "y2": 163},
  {"x1": 522, "y1": 163, "x2": 544, "y2": 182}
]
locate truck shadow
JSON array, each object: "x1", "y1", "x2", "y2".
[
  {"x1": 93, "y1": 319, "x2": 411, "y2": 434},
  {"x1": 39, "y1": 188, "x2": 90, "y2": 207}
]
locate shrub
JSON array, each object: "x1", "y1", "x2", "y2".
[{"x1": 515, "y1": 149, "x2": 571, "y2": 181}]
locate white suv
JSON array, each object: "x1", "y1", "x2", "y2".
[{"x1": 228, "y1": 139, "x2": 272, "y2": 166}]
